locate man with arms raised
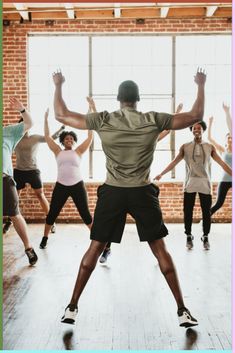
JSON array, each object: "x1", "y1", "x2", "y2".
[{"x1": 53, "y1": 69, "x2": 206, "y2": 327}]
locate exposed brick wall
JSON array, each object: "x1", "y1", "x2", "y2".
[
  {"x1": 3, "y1": 17, "x2": 232, "y2": 223},
  {"x1": 14, "y1": 182, "x2": 232, "y2": 223},
  {"x1": 3, "y1": 17, "x2": 232, "y2": 125}
]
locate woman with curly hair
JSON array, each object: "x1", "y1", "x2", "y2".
[{"x1": 39, "y1": 107, "x2": 93, "y2": 249}]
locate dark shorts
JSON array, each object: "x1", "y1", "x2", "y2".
[
  {"x1": 3, "y1": 176, "x2": 20, "y2": 217},
  {"x1": 13, "y1": 168, "x2": 42, "y2": 190},
  {"x1": 90, "y1": 183, "x2": 168, "y2": 243}
]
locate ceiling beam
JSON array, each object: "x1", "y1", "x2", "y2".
[
  {"x1": 206, "y1": 5, "x2": 218, "y2": 17},
  {"x1": 3, "y1": 4, "x2": 232, "y2": 21},
  {"x1": 168, "y1": 7, "x2": 205, "y2": 17},
  {"x1": 160, "y1": 6, "x2": 169, "y2": 18},
  {"x1": 122, "y1": 8, "x2": 160, "y2": 18},
  {"x1": 64, "y1": 3, "x2": 75, "y2": 19},
  {"x1": 75, "y1": 9, "x2": 114, "y2": 19},
  {"x1": 114, "y1": 3, "x2": 121, "y2": 18},
  {"x1": 13, "y1": 3, "x2": 29, "y2": 21}
]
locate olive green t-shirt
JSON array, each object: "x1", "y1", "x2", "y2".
[{"x1": 86, "y1": 107, "x2": 173, "y2": 187}]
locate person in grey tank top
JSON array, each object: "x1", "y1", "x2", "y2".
[
  {"x1": 208, "y1": 113, "x2": 232, "y2": 216},
  {"x1": 3, "y1": 113, "x2": 64, "y2": 235},
  {"x1": 54, "y1": 69, "x2": 207, "y2": 328},
  {"x1": 156, "y1": 121, "x2": 232, "y2": 251}
]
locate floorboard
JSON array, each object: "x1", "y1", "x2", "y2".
[{"x1": 3, "y1": 223, "x2": 232, "y2": 350}]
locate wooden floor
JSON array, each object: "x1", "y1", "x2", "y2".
[{"x1": 3, "y1": 223, "x2": 231, "y2": 350}]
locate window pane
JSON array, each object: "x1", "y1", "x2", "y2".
[
  {"x1": 28, "y1": 34, "x2": 231, "y2": 183},
  {"x1": 150, "y1": 151, "x2": 172, "y2": 181},
  {"x1": 175, "y1": 34, "x2": 231, "y2": 181},
  {"x1": 92, "y1": 36, "x2": 172, "y2": 95},
  {"x1": 28, "y1": 35, "x2": 89, "y2": 181},
  {"x1": 92, "y1": 151, "x2": 107, "y2": 181}
]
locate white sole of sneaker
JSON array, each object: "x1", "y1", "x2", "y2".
[
  {"x1": 178, "y1": 313, "x2": 198, "y2": 328},
  {"x1": 61, "y1": 307, "x2": 78, "y2": 325}
]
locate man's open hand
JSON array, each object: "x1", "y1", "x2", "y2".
[
  {"x1": 9, "y1": 97, "x2": 25, "y2": 111},
  {"x1": 53, "y1": 70, "x2": 65, "y2": 86},
  {"x1": 194, "y1": 68, "x2": 206, "y2": 86}
]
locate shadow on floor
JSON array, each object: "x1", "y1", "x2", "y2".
[{"x1": 183, "y1": 328, "x2": 198, "y2": 350}]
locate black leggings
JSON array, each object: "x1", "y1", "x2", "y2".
[
  {"x1": 184, "y1": 192, "x2": 212, "y2": 236},
  {"x1": 210, "y1": 182, "x2": 232, "y2": 216},
  {"x1": 46, "y1": 181, "x2": 92, "y2": 225}
]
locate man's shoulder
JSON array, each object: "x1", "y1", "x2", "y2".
[
  {"x1": 202, "y1": 141, "x2": 212, "y2": 147},
  {"x1": 183, "y1": 141, "x2": 193, "y2": 148},
  {"x1": 3, "y1": 122, "x2": 24, "y2": 134}
]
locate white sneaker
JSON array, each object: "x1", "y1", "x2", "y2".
[
  {"x1": 177, "y1": 307, "x2": 198, "y2": 328},
  {"x1": 61, "y1": 305, "x2": 78, "y2": 325}
]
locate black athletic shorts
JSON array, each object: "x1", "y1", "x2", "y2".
[
  {"x1": 13, "y1": 168, "x2": 42, "y2": 190},
  {"x1": 3, "y1": 176, "x2": 20, "y2": 217},
  {"x1": 90, "y1": 183, "x2": 168, "y2": 243}
]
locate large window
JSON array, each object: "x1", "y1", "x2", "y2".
[
  {"x1": 175, "y1": 35, "x2": 232, "y2": 181},
  {"x1": 28, "y1": 34, "x2": 231, "y2": 182}
]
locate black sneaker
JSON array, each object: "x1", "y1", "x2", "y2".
[
  {"x1": 201, "y1": 235, "x2": 210, "y2": 250},
  {"x1": 3, "y1": 219, "x2": 12, "y2": 234},
  {"x1": 177, "y1": 307, "x2": 198, "y2": 328},
  {"x1": 50, "y1": 224, "x2": 56, "y2": 233},
  {"x1": 99, "y1": 248, "x2": 111, "y2": 264},
  {"x1": 25, "y1": 248, "x2": 38, "y2": 265},
  {"x1": 61, "y1": 304, "x2": 78, "y2": 325},
  {"x1": 186, "y1": 235, "x2": 194, "y2": 250},
  {"x1": 40, "y1": 236, "x2": 48, "y2": 249}
]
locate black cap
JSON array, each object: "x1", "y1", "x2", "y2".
[{"x1": 117, "y1": 80, "x2": 140, "y2": 103}]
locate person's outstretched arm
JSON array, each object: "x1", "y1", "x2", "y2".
[
  {"x1": 76, "y1": 131, "x2": 94, "y2": 155},
  {"x1": 157, "y1": 130, "x2": 170, "y2": 142},
  {"x1": 44, "y1": 108, "x2": 61, "y2": 155},
  {"x1": 75, "y1": 97, "x2": 95, "y2": 154},
  {"x1": 171, "y1": 69, "x2": 206, "y2": 130},
  {"x1": 154, "y1": 145, "x2": 184, "y2": 180},
  {"x1": 222, "y1": 102, "x2": 232, "y2": 135},
  {"x1": 53, "y1": 71, "x2": 87, "y2": 130},
  {"x1": 211, "y1": 145, "x2": 232, "y2": 175},
  {"x1": 9, "y1": 97, "x2": 33, "y2": 132},
  {"x1": 86, "y1": 96, "x2": 97, "y2": 113},
  {"x1": 157, "y1": 103, "x2": 183, "y2": 142},
  {"x1": 207, "y1": 116, "x2": 224, "y2": 154}
]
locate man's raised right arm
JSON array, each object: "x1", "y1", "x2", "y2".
[
  {"x1": 171, "y1": 68, "x2": 206, "y2": 130},
  {"x1": 222, "y1": 102, "x2": 232, "y2": 135},
  {"x1": 53, "y1": 71, "x2": 87, "y2": 130}
]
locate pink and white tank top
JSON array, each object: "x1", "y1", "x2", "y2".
[{"x1": 56, "y1": 150, "x2": 82, "y2": 186}]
